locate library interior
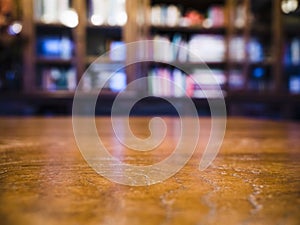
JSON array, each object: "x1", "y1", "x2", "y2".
[{"x1": 0, "y1": 0, "x2": 299, "y2": 225}]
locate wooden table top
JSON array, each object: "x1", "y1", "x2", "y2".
[{"x1": 0, "y1": 117, "x2": 299, "y2": 225}]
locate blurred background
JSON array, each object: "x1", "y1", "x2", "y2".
[{"x1": 0, "y1": 0, "x2": 299, "y2": 119}]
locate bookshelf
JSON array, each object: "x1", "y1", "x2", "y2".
[
  {"x1": 20, "y1": 0, "x2": 129, "y2": 96},
  {"x1": 1, "y1": 0, "x2": 300, "y2": 118},
  {"x1": 282, "y1": 4, "x2": 300, "y2": 95},
  {"x1": 143, "y1": 0, "x2": 229, "y2": 98}
]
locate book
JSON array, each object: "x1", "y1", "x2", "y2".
[
  {"x1": 109, "y1": 41, "x2": 126, "y2": 61},
  {"x1": 189, "y1": 35, "x2": 225, "y2": 62},
  {"x1": 173, "y1": 69, "x2": 185, "y2": 97},
  {"x1": 166, "y1": 5, "x2": 181, "y2": 27},
  {"x1": 207, "y1": 5, "x2": 225, "y2": 27},
  {"x1": 35, "y1": 0, "x2": 71, "y2": 23},
  {"x1": 89, "y1": 0, "x2": 127, "y2": 26},
  {"x1": 148, "y1": 68, "x2": 179, "y2": 97},
  {"x1": 234, "y1": 4, "x2": 246, "y2": 28},
  {"x1": 42, "y1": 67, "x2": 76, "y2": 91},
  {"x1": 291, "y1": 38, "x2": 300, "y2": 65},
  {"x1": 290, "y1": 76, "x2": 300, "y2": 94},
  {"x1": 90, "y1": 0, "x2": 108, "y2": 25},
  {"x1": 229, "y1": 37, "x2": 245, "y2": 62},
  {"x1": 37, "y1": 36, "x2": 73, "y2": 59},
  {"x1": 191, "y1": 69, "x2": 226, "y2": 98},
  {"x1": 153, "y1": 35, "x2": 173, "y2": 62},
  {"x1": 249, "y1": 38, "x2": 264, "y2": 63},
  {"x1": 109, "y1": 71, "x2": 127, "y2": 92},
  {"x1": 229, "y1": 37, "x2": 264, "y2": 63},
  {"x1": 228, "y1": 70, "x2": 244, "y2": 90},
  {"x1": 151, "y1": 4, "x2": 225, "y2": 28}
]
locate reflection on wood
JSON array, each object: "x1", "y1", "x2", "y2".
[{"x1": 0, "y1": 117, "x2": 299, "y2": 225}]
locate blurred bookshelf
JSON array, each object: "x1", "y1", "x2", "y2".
[
  {"x1": 0, "y1": 0, "x2": 300, "y2": 118},
  {"x1": 19, "y1": 0, "x2": 129, "y2": 95}
]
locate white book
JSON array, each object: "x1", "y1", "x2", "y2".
[
  {"x1": 106, "y1": 0, "x2": 127, "y2": 26},
  {"x1": 34, "y1": 0, "x2": 43, "y2": 20},
  {"x1": 157, "y1": 69, "x2": 164, "y2": 96},
  {"x1": 249, "y1": 39, "x2": 263, "y2": 62},
  {"x1": 150, "y1": 70, "x2": 160, "y2": 96},
  {"x1": 230, "y1": 37, "x2": 245, "y2": 62},
  {"x1": 42, "y1": 0, "x2": 58, "y2": 23},
  {"x1": 67, "y1": 68, "x2": 76, "y2": 90},
  {"x1": 173, "y1": 69, "x2": 185, "y2": 97},
  {"x1": 290, "y1": 76, "x2": 300, "y2": 93},
  {"x1": 91, "y1": 0, "x2": 108, "y2": 25},
  {"x1": 229, "y1": 70, "x2": 244, "y2": 89},
  {"x1": 58, "y1": 0, "x2": 70, "y2": 20},
  {"x1": 82, "y1": 75, "x2": 92, "y2": 92},
  {"x1": 166, "y1": 5, "x2": 180, "y2": 27},
  {"x1": 189, "y1": 35, "x2": 225, "y2": 62},
  {"x1": 291, "y1": 39, "x2": 300, "y2": 65},
  {"x1": 148, "y1": 71, "x2": 154, "y2": 95},
  {"x1": 110, "y1": 71, "x2": 126, "y2": 92},
  {"x1": 178, "y1": 41, "x2": 188, "y2": 62},
  {"x1": 109, "y1": 41, "x2": 126, "y2": 61},
  {"x1": 151, "y1": 5, "x2": 161, "y2": 26},
  {"x1": 153, "y1": 36, "x2": 171, "y2": 62},
  {"x1": 161, "y1": 68, "x2": 171, "y2": 96}
]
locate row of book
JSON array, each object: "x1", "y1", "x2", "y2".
[
  {"x1": 88, "y1": 0, "x2": 127, "y2": 26},
  {"x1": 34, "y1": 0, "x2": 71, "y2": 23},
  {"x1": 37, "y1": 36, "x2": 126, "y2": 61},
  {"x1": 81, "y1": 65, "x2": 127, "y2": 92},
  {"x1": 34, "y1": 0, "x2": 127, "y2": 26},
  {"x1": 150, "y1": 3, "x2": 250, "y2": 28},
  {"x1": 41, "y1": 67, "x2": 76, "y2": 91},
  {"x1": 151, "y1": 4, "x2": 225, "y2": 28},
  {"x1": 148, "y1": 66, "x2": 279, "y2": 93},
  {"x1": 37, "y1": 36, "x2": 73, "y2": 59},
  {"x1": 290, "y1": 76, "x2": 300, "y2": 94},
  {"x1": 153, "y1": 34, "x2": 225, "y2": 63},
  {"x1": 284, "y1": 38, "x2": 300, "y2": 93},
  {"x1": 87, "y1": 38, "x2": 126, "y2": 61},
  {"x1": 152, "y1": 34, "x2": 266, "y2": 63},
  {"x1": 148, "y1": 67, "x2": 226, "y2": 98},
  {"x1": 40, "y1": 66, "x2": 299, "y2": 94},
  {"x1": 229, "y1": 37, "x2": 264, "y2": 63}
]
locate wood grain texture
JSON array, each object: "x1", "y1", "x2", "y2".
[{"x1": 0, "y1": 117, "x2": 299, "y2": 225}]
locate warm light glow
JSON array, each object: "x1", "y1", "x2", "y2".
[
  {"x1": 8, "y1": 22, "x2": 22, "y2": 35},
  {"x1": 281, "y1": 0, "x2": 299, "y2": 14},
  {"x1": 116, "y1": 12, "x2": 127, "y2": 26},
  {"x1": 107, "y1": 16, "x2": 117, "y2": 26},
  {"x1": 202, "y1": 19, "x2": 213, "y2": 28},
  {"x1": 91, "y1": 14, "x2": 105, "y2": 26},
  {"x1": 60, "y1": 9, "x2": 79, "y2": 28}
]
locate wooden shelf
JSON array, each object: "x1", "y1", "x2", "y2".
[
  {"x1": 229, "y1": 60, "x2": 274, "y2": 67},
  {"x1": 283, "y1": 15, "x2": 300, "y2": 35},
  {"x1": 4, "y1": 0, "x2": 295, "y2": 118},
  {"x1": 150, "y1": 61, "x2": 225, "y2": 69},
  {"x1": 151, "y1": 25, "x2": 226, "y2": 34},
  {"x1": 34, "y1": 21, "x2": 72, "y2": 28},
  {"x1": 151, "y1": 0, "x2": 226, "y2": 8},
  {"x1": 86, "y1": 23, "x2": 123, "y2": 30},
  {"x1": 0, "y1": 90, "x2": 120, "y2": 100},
  {"x1": 226, "y1": 90, "x2": 288, "y2": 103},
  {"x1": 85, "y1": 56, "x2": 125, "y2": 65},
  {"x1": 36, "y1": 57, "x2": 74, "y2": 65}
]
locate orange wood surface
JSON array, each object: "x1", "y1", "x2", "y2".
[{"x1": 0, "y1": 117, "x2": 299, "y2": 225}]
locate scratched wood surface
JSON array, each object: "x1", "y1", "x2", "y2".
[{"x1": 0, "y1": 117, "x2": 299, "y2": 225}]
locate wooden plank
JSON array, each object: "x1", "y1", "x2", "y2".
[
  {"x1": 0, "y1": 117, "x2": 299, "y2": 225},
  {"x1": 21, "y1": 0, "x2": 35, "y2": 93}
]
